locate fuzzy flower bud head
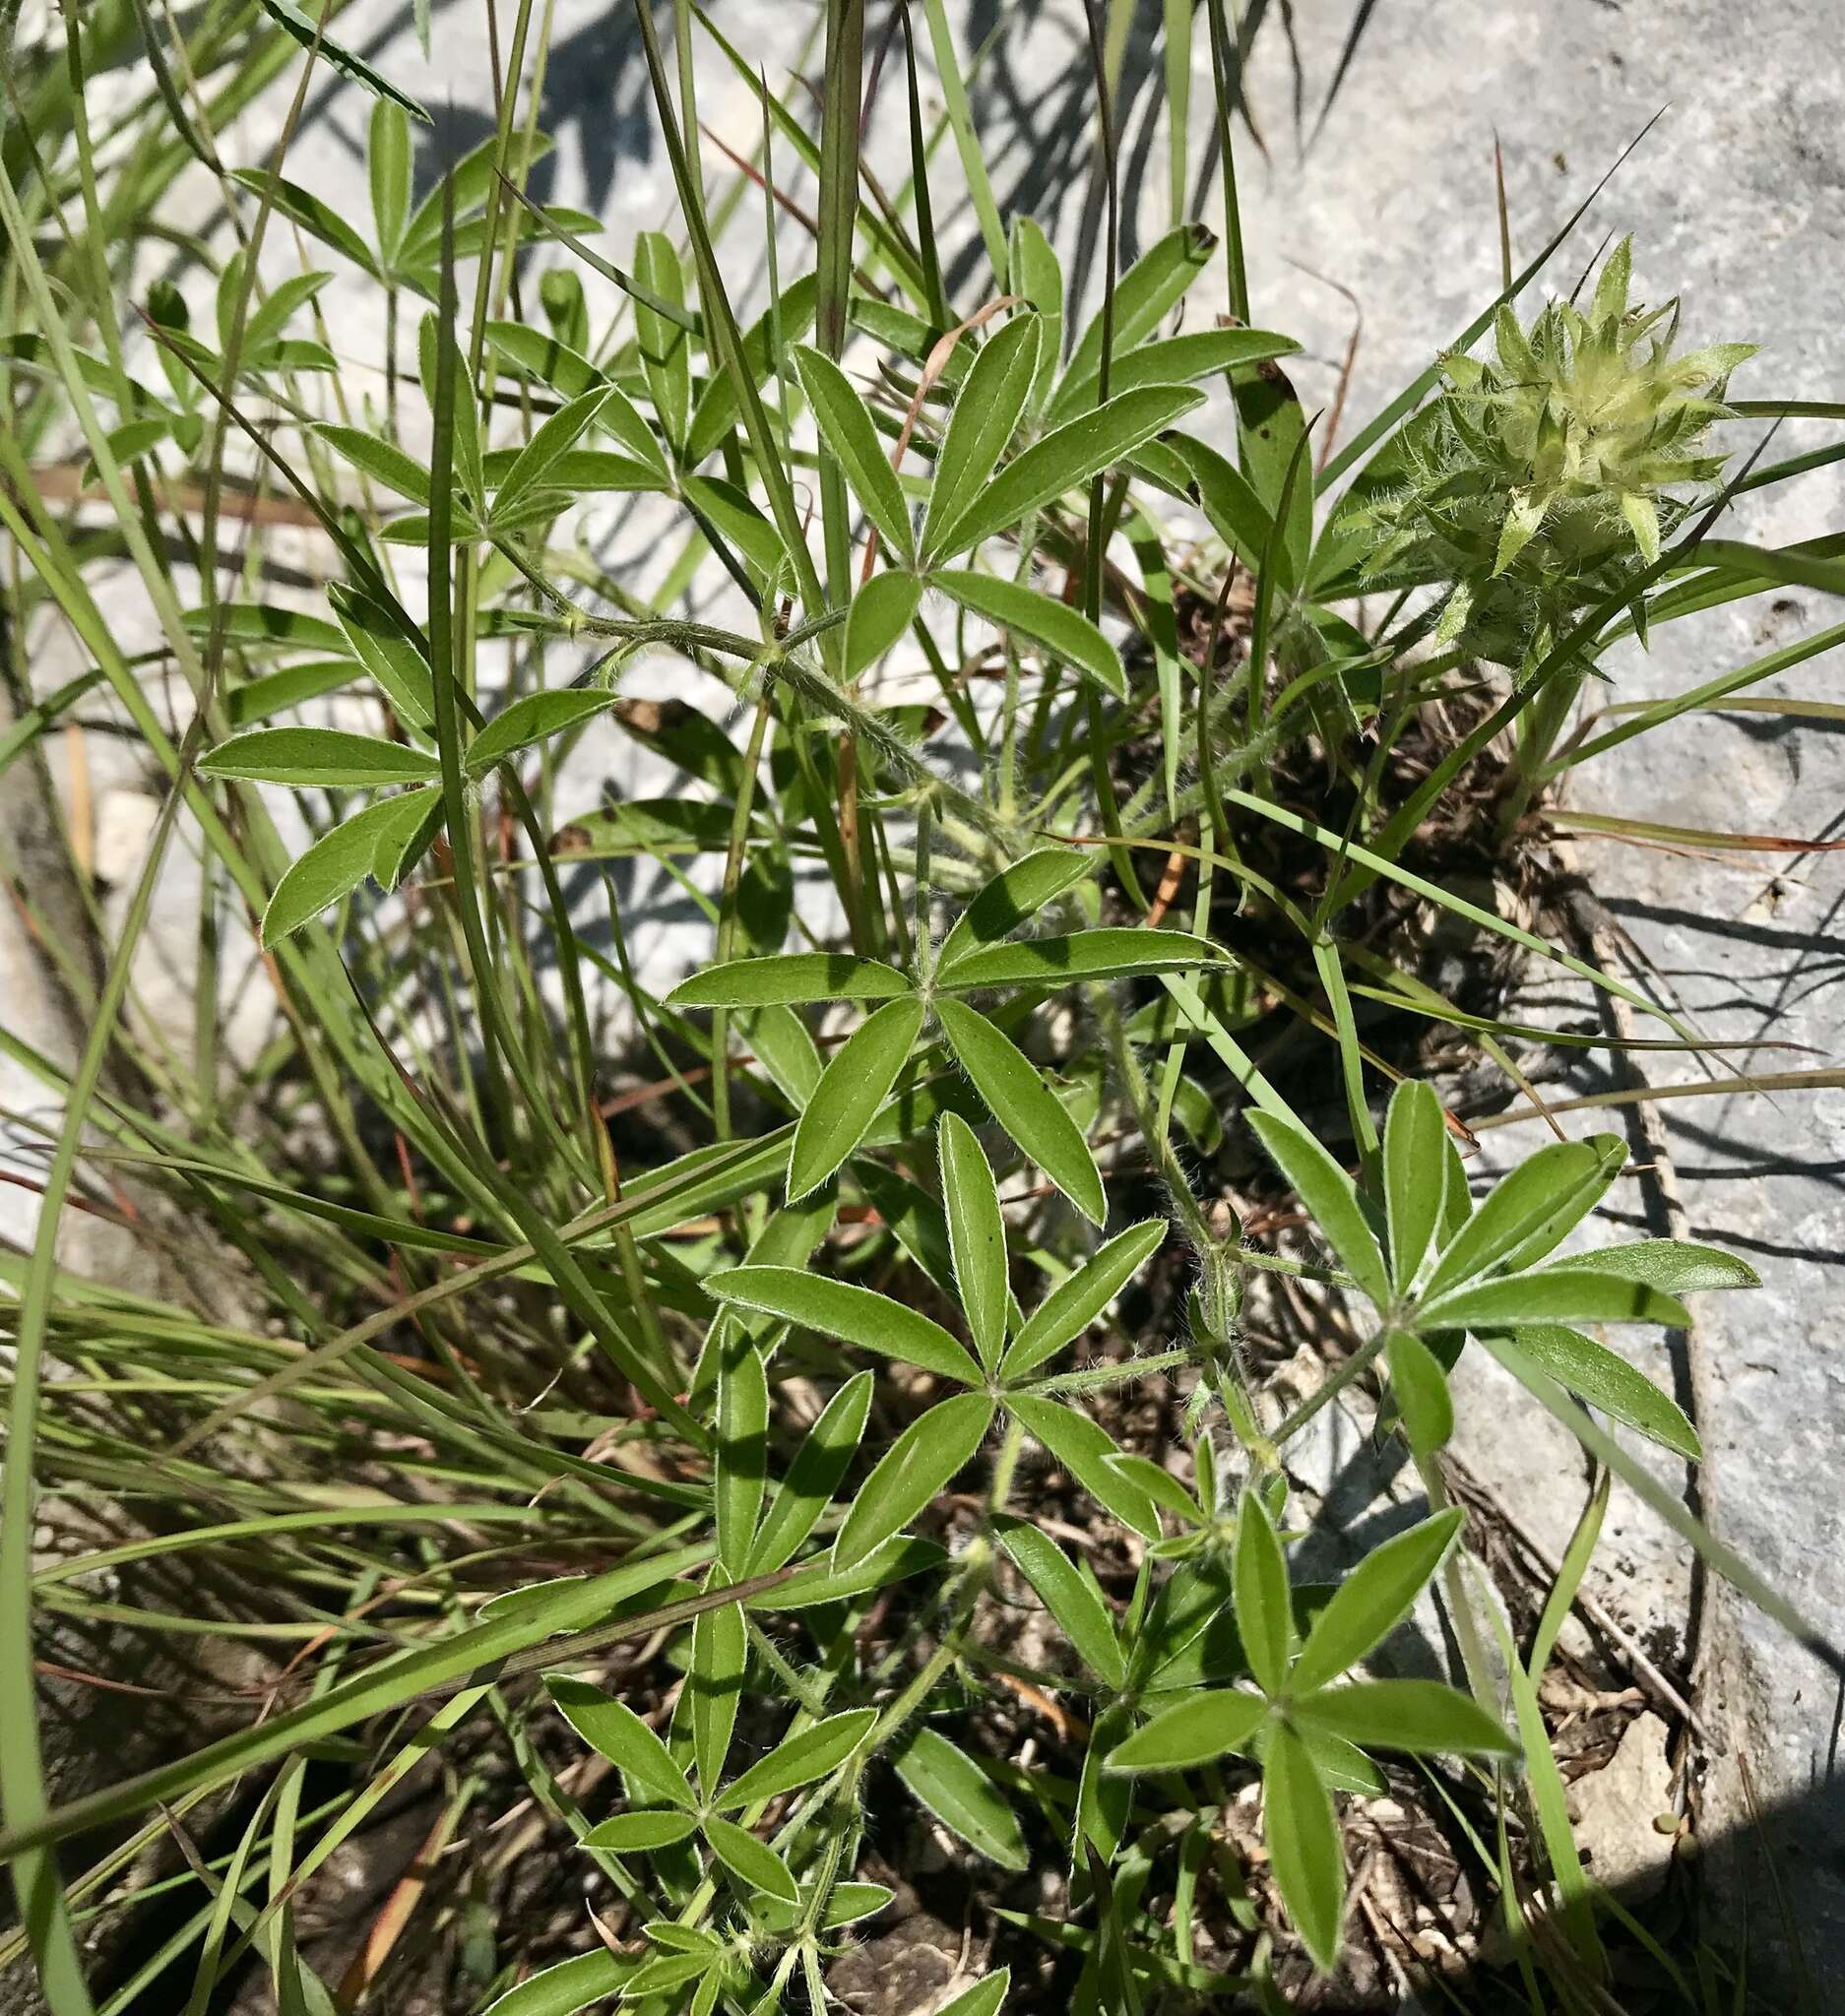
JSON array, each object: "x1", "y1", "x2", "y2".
[{"x1": 1358, "y1": 238, "x2": 1755, "y2": 665}]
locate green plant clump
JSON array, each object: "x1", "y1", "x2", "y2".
[{"x1": 1, "y1": 1, "x2": 1842, "y2": 2011}]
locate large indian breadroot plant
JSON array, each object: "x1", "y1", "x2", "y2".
[{"x1": 4, "y1": 1, "x2": 1845, "y2": 2009}]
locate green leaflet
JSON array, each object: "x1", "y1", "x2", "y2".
[
  {"x1": 1007, "y1": 1395, "x2": 1160, "y2": 1539},
  {"x1": 201, "y1": 727, "x2": 439, "y2": 788},
  {"x1": 794, "y1": 346, "x2": 913, "y2": 561},
  {"x1": 706, "y1": 1268, "x2": 983, "y2": 1388},
  {"x1": 1380, "y1": 1078, "x2": 1446, "y2": 1290},
  {"x1": 934, "y1": 997, "x2": 1105, "y2": 1226},
  {"x1": 1105, "y1": 1689, "x2": 1266, "y2": 1774},
  {"x1": 714, "y1": 1327, "x2": 769, "y2": 1575},
  {"x1": 542, "y1": 1677, "x2": 695, "y2": 1809},
  {"x1": 464, "y1": 690, "x2": 615, "y2": 775},
  {"x1": 832, "y1": 1392, "x2": 994, "y2": 1570},
  {"x1": 578, "y1": 1810, "x2": 697, "y2": 1853},
  {"x1": 937, "y1": 927, "x2": 1225, "y2": 991},
  {"x1": 932, "y1": 571, "x2": 1126, "y2": 699},
  {"x1": 261, "y1": 790, "x2": 435, "y2": 946},
  {"x1": 1543, "y1": 1238, "x2": 1759, "y2": 1292},
  {"x1": 1232, "y1": 1488, "x2": 1293, "y2": 1696},
  {"x1": 747, "y1": 1371, "x2": 873, "y2": 1575},
  {"x1": 1421, "y1": 1136, "x2": 1626, "y2": 1295},
  {"x1": 367, "y1": 99, "x2": 412, "y2": 262},
  {"x1": 1290, "y1": 1509, "x2": 1462, "y2": 1691},
  {"x1": 1416, "y1": 1269, "x2": 1690, "y2": 1333},
  {"x1": 788, "y1": 996, "x2": 924, "y2": 1199},
  {"x1": 1499, "y1": 1324, "x2": 1700, "y2": 1460},
  {"x1": 479, "y1": 1951, "x2": 627, "y2": 2016},
  {"x1": 668, "y1": 953, "x2": 913, "y2": 1009},
  {"x1": 1058, "y1": 222, "x2": 1215, "y2": 397},
  {"x1": 921, "y1": 312, "x2": 1042, "y2": 560},
  {"x1": 702, "y1": 1814, "x2": 797, "y2": 1903},
  {"x1": 1262, "y1": 1723, "x2": 1345, "y2": 1974},
  {"x1": 490, "y1": 384, "x2": 613, "y2": 515},
  {"x1": 1000, "y1": 1220, "x2": 1166, "y2": 1383},
  {"x1": 844, "y1": 571, "x2": 923, "y2": 680},
  {"x1": 938, "y1": 1113, "x2": 1009, "y2": 1370},
  {"x1": 1386, "y1": 1330, "x2": 1454, "y2": 1457},
  {"x1": 935, "y1": 385, "x2": 1207, "y2": 557},
  {"x1": 1047, "y1": 325, "x2": 1301, "y2": 424},
  {"x1": 713, "y1": 1708, "x2": 877, "y2": 1809},
  {"x1": 256, "y1": 0, "x2": 429, "y2": 120},
  {"x1": 995, "y1": 1520, "x2": 1123, "y2": 1687},
  {"x1": 1292, "y1": 1679, "x2": 1519, "y2": 1759},
  {"x1": 327, "y1": 585, "x2": 436, "y2": 728},
  {"x1": 937, "y1": 847, "x2": 1093, "y2": 969},
  {"x1": 893, "y1": 1727, "x2": 1027, "y2": 1869},
  {"x1": 934, "y1": 1973, "x2": 1011, "y2": 2016},
  {"x1": 315, "y1": 421, "x2": 430, "y2": 503},
  {"x1": 1247, "y1": 1111, "x2": 1389, "y2": 1308}
]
